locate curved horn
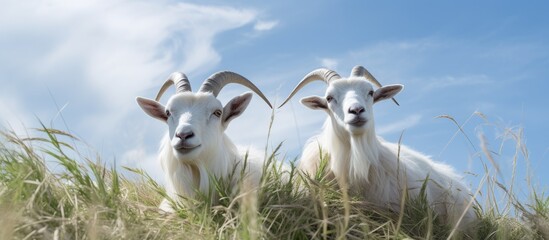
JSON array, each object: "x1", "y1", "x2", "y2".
[
  {"x1": 155, "y1": 72, "x2": 192, "y2": 101},
  {"x1": 278, "y1": 68, "x2": 341, "y2": 108},
  {"x1": 350, "y1": 65, "x2": 399, "y2": 106},
  {"x1": 198, "y1": 71, "x2": 272, "y2": 108}
]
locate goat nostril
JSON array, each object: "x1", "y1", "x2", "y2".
[
  {"x1": 349, "y1": 106, "x2": 365, "y2": 115},
  {"x1": 176, "y1": 131, "x2": 195, "y2": 140}
]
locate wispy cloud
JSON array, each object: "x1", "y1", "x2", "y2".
[
  {"x1": 320, "y1": 58, "x2": 339, "y2": 70},
  {"x1": 377, "y1": 114, "x2": 422, "y2": 135},
  {"x1": 0, "y1": 94, "x2": 32, "y2": 134},
  {"x1": 420, "y1": 74, "x2": 493, "y2": 92},
  {"x1": 0, "y1": 1, "x2": 258, "y2": 101},
  {"x1": 253, "y1": 20, "x2": 279, "y2": 31},
  {"x1": 121, "y1": 144, "x2": 164, "y2": 182}
]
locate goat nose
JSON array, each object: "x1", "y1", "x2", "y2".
[
  {"x1": 348, "y1": 105, "x2": 365, "y2": 115},
  {"x1": 176, "y1": 131, "x2": 195, "y2": 140}
]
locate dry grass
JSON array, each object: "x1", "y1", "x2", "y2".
[{"x1": 0, "y1": 115, "x2": 547, "y2": 239}]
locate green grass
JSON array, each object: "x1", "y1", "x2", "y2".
[{"x1": 0, "y1": 121, "x2": 548, "y2": 239}]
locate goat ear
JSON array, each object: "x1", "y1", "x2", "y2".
[
  {"x1": 374, "y1": 84, "x2": 403, "y2": 104},
  {"x1": 222, "y1": 92, "x2": 253, "y2": 128},
  {"x1": 300, "y1": 96, "x2": 328, "y2": 110},
  {"x1": 136, "y1": 97, "x2": 168, "y2": 122}
]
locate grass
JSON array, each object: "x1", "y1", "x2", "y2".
[{"x1": 0, "y1": 118, "x2": 548, "y2": 239}]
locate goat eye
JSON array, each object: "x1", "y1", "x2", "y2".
[
  {"x1": 326, "y1": 95, "x2": 334, "y2": 103},
  {"x1": 165, "y1": 109, "x2": 171, "y2": 117},
  {"x1": 368, "y1": 91, "x2": 374, "y2": 96},
  {"x1": 213, "y1": 109, "x2": 222, "y2": 117}
]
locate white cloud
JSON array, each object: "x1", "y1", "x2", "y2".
[
  {"x1": 320, "y1": 58, "x2": 339, "y2": 70},
  {"x1": 15, "y1": 1, "x2": 256, "y2": 102},
  {"x1": 421, "y1": 75, "x2": 493, "y2": 92},
  {"x1": 377, "y1": 114, "x2": 422, "y2": 135},
  {"x1": 225, "y1": 95, "x2": 326, "y2": 157},
  {"x1": 0, "y1": 94, "x2": 32, "y2": 135},
  {"x1": 253, "y1": 20, "x2": 279, "y2": 31},
  {"x1": 0, "y1": 0, "x2": 258, "y2": 107},
  {"x1": 121, "y1": 145, "x2": 164, "y2": 183}
]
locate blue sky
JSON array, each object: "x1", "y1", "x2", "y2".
[{"x1": 1, "y1": 1, "x2": 548, "y2": 199}]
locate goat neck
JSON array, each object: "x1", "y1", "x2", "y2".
[
  {"x1": 322, "y1": 115, "x2": 382, "y2": 184},
  {"x1": 160, "y1": 133, "x2": 240, "y2": 197}
]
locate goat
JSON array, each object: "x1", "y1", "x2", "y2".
[
  {"x1": 279, "y1": 66, "x2": 477, "y2": 230},
  {"x1": 136, "y1": 71, "x2": 272, "y2": 212}
]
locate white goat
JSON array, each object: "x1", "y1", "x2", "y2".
[
  {"x1": 279, "y1": 66, "x2": 477, "y2": 229},
  {"x1": 136, "y1": 71, "x2": 271, "y2": 212}
]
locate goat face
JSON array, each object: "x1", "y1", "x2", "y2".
[
  {"x1": 301, "y1": 78, "x2": 403, "y2": 135},
  {"x1": 136, "y1": 91, "x2": 253, "y2": 162}
]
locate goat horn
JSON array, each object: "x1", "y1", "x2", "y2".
[
  {"x1": 278, "y1": 68, "x2": 341, "y2": 108},
  {"x1": 350, "y1": 65, "x2": 399, "y2": 106},
  {"x1": 198, "y1": 71, "x2": 272, "y2": 108},
  {"x1": 155, "y1": 72, "x2": 192, "y2": 101}
]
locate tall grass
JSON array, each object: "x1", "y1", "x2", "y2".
[{"x1": 0, "y1": 118, "x2": 547, "y2": 239}]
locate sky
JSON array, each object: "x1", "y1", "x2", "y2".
[{"x1": 1, "y1": 0, "x2": 548, "y2": 200}]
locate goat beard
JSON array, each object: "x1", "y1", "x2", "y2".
[{"x1": 348, "y1": 135, "x2": 379, "y2": 184}]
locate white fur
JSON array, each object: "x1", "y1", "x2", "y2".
[
  {"x1": 298, "y1": 77, "x2": 477, "y2": 229},
  {"x1": 137, "y1": 92, "x2": 264, "y2": 212}
]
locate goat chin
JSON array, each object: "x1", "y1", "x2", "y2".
[
  {"x1": 157, "y1": 134, "x2": 265, "y2": 212},
  {"x1": 299, "y1": 120, "x2": 477, "y2": 231}
]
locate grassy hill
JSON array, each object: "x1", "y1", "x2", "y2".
[{"x1": 0, "y1": 125, "x2": 547, "y2": 239}]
